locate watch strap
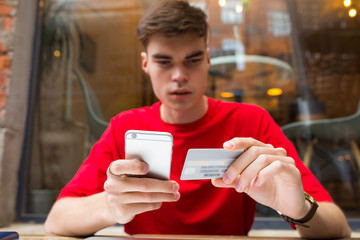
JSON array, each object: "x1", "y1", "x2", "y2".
[{"x1": 278, "y1": 192, "x2": 319, "y2": 228}]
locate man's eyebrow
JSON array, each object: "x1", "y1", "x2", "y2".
[
  {"x1": 152, "y1": 53, "x2": 171, "y2": 59},
  {"x1": 151, "y1": 50, "x2": 204, "y2": 60},
  {"x1": 186, "y1": 50, "x2": 204, "y2": 59}
]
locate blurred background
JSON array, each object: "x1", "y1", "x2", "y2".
[{"x1": 9, "y1": 0, "x2": 359, "y2": 229}]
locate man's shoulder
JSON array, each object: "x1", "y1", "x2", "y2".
[
  {"x1": 210, "y1": 98, "x2": 267, "y2": 114},
  {"x1": 111, "y1": 102, "x2": 160, "y2": 124}
]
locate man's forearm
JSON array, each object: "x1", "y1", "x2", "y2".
[
  {"x1": 44, "y1": 192, "x2": 116, "y2": 236},
  {"x1": 296, "y1": 202, "x2": 351, "y2": 239}
]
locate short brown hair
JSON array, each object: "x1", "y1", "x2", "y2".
[{"x1": 136, "y1": 0, "x2": 208, "y2": 48}]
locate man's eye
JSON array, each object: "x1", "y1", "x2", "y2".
[
  {"x1": 187, "y1": 58, "x2": 202, "y2": 65},
  {"x1": 157, "y1": 60, "x2": 171, "y2": 65}
]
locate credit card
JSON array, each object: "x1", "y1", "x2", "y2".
[{"x1": 180, "y1": 148, "x2": 243, "y2": 180}]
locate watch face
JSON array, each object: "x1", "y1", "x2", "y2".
[{"x1": 305, "y1": 192, "x2": 318, "y2": 205}]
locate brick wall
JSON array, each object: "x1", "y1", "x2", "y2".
[
  {"x1": 0, "y1": 0, "x2": 17, "y2": 226},
  {"x1": 0, "y1": 0, "x2": 37, "y2": 226},
  {"x1": 0, "y1": 1, "x2": 15, "y2": 121}
]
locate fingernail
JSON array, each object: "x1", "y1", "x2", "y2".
[
  {"x1": 223, "y1": 173, "x2": 233, "y2": 184},
  {"x1": 173, "y1": 182, "x2": 179, "y2": 192},
  {"x1": 223, "y1": 141, "x2": 234, "y2": 149},
  {"x1": 174, "y1": 192, "x2": 180, "y2": 200},
  {"x1": 236, "y1": 183, "x2": 244, "y2": 192},
  {"x1": 143, "y1": 163, "x2": 149, "y2": 173}
]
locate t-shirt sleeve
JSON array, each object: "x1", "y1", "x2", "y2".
[
  {"x1": 257, "y1": 108, "x2": 333, "y2": 203},
  {"x1": 57, "y1": 118, "x2": 124, "y2": 199}
]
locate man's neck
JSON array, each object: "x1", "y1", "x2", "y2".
[{"x1": 160, "y1": 96, "x2": 208, "y2": 124}]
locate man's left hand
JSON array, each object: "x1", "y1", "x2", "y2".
[{"x1": 212, "y1": 137, "x2": 309, "y2": 220}]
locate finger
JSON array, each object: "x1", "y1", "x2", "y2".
[
  {"x1": 211, "y1": 177, "x2": 237, "y2": 188},
  {"x1": 108, "y1": 161, "x2": 127, "y2": 179},
  {"x1": 104, "y1": 177, "x2": 179, "y2": 194},
  {"x1": 249, "y1": 160, "x2": 303, "y2": 215},
  {"x1": 234, "y1": 155, "x2": 294, "y2": 193},
  {"x1": 110, "y1": 191, "x2": 181, "y2": 204},
  {"x1": 125, "y1": 153, "x2": 142, "y2": 160},
  {"x1": 110, "y1": 202, "x2": 162, "y2": 224},
  {"x1": 107, "y1": 159, "x2": 149, "y2": 178},
  {"x1": 223, "y1": 137, "x2": 270, "y2": 151},
  {"x1": 224, "y1": 146, "x2": 287, "y2": 184},
  {"x1": 126, "y1": 202, "x2": 164, "y2": 220},
  {"x1": 121, "y1": 178, "x2": 179, "y2": 193},
  {"x1": 254, "y1": 159, "x2": 301, "y2": 188},
  {"x1": 126, "y1": 202, "x2": 163, "y2": 216}
]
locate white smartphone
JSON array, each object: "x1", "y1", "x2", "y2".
[{"x1": 125, "y1": 130, "x2": 173, "y2": 180}]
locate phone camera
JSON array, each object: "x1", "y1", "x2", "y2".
[{"x1": 131, "y1": 133, "x2": 137, "y2": 139}]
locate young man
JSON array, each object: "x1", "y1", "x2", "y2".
[{"x1": 45, "y1": 0, "x2": 351, "y2": 238}]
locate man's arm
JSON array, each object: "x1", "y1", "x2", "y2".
[
  {"x1": 296, "y1": 202, "x2": 351, "y2": 239},
  {"x1": 44, "y1": 192, "x2": 115, "y2": 236},
  {"x1": 212, "y1": 137, "x2": 351, "y2": 239},
  {"x1": 45, "y1": 159, "x2": 180, "y2": 236}
]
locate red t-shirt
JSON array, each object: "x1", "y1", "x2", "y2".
[{"x1": 59, "y1": 97, "x2": 332, "y2": 235}]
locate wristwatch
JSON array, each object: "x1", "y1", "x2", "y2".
[{"x1": 278, "y1": 192, "x2": 319, "y2": 228}]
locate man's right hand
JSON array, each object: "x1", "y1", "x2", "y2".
[{"x1": 104, "y1": 158, "x2": 180, "y2": 224}]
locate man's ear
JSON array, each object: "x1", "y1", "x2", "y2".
[
  {"x1": 141, "y1": 52, "x2": 149, "y2": 74},
  {"x1": 206, "y1": 47, "x2": 211, "y2": 66}
]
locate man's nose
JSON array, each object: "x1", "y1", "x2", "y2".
[{"x1": 171, "y1": 66, "x2": 189, "y2": 82}]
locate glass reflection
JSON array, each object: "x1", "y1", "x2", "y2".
[{"x1": 21, "y1": 0, "x2": 360, "y2": 220}]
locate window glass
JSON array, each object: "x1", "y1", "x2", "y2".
[
  {"x1": 23, "y1": 0, "x2": 150, "y2": 217},
  {"x1": 205, "y1": 0, "x2": 360, "y2": 219},
  {"x1": 21, "y1": 0, "x2": 360, "y2": 222}
]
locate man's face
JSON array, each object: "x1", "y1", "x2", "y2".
[{"x1": 141, "y1": 32, "x2": 210, "y2": 121}]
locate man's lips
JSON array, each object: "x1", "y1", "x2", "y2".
[{"x1": 170, "y1": 89, "x2": 191, "y2": 95}]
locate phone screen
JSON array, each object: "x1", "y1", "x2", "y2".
[{"x1": 125, "y1": 130, "x2": 173, "y2": 180}]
